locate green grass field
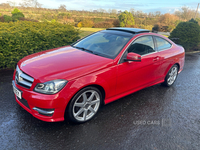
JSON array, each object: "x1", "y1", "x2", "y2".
[{"x1": 78, "y1": 27, "x2": 105, "y2": 38}]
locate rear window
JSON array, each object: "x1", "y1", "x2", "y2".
[{"x1": 155, "y1": 37, "x2": 172, "y2": 51}]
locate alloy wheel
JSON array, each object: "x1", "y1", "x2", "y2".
[
  {"x1": 72, "y1": 90, "x2": 100, "y2": 122},
  {"x1": 167, "y1": 66, "x2": 178, "y2": 85}
]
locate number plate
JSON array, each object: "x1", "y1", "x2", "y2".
[{"x1": 13, "y1": 84, "x2": 22, "y2": 99}]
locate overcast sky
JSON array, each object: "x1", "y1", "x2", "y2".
[{"x1": 1, "y1": 0, "x2": 199, "y2": 13}]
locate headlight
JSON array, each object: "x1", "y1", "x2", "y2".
[{"x1": 34, "y1": 79, "x2": 68, "y2": 94}]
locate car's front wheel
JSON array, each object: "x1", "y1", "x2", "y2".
[
  {"x1": 66, "y1": 86, "x2": 102, "y2": 123},
  {"x1": 162, "y1": 64, "x2": 178, "y2": 87}
]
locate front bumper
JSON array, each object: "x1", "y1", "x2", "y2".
[{"x1": 12, "y1": 80, "x2": 66, "y2": 122}]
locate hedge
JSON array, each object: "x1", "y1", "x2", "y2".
[
  {"x1": 169, "y1": 21, "x2": 200, "y2": 51},
  {"x1": 0, "y1": 21, "x2": 80, "y2": 69}
]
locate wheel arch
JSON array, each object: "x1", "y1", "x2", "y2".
[
  {"x1": 175, "y1": 63, "x2": 180, "y2": 71},
  {"x1": 88, "y1": 84, "x2": 106, "y2": 104},
  {"x1": 68, "y1": 83, "x2": 106, "y2": 105},
  {"x1": 164, "y1": 62, "x2": 180, "y2": 76}
]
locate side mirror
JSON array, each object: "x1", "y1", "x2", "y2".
[{"x1": 124, "y1": 52, "x2": 141, "y2": 62}]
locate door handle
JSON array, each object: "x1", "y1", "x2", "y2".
[{"x1": 153, "y1": 56, "x2": 159, "y2": 61}]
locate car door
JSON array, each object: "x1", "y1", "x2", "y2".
[
  {"x1": 154, "y1": 36, "x2": 173, "y2": 79},
  {"x1": 116, "y1": 35, "x2": 161, "y2": 95}
]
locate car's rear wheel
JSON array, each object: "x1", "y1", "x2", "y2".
[
  {"x1": 162, "y1": 64, "x2": 178, "y2": 87},
  {"x1": 66, "y1": 86, "x2": 102, "y2": 123}
]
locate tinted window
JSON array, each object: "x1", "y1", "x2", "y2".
[
  {"x1": 155, "y1": 37, "x2": 172, "y2": 51},
  {"x1": 127, "y1": 36, "x2": 155, "y2": 55},
  {"x1": 73, "y1": 31, "x2": 131, "y2": 59}
]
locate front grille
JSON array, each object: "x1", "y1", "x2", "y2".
[{"x1": 15, "y1": 66, "x2": 34, "y2": 89}]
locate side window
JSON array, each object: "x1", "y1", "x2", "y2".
[
  {"x1": 155, "y1": 37, "x2": 172, "y2": 51},
  {"x1": 127, "y1": 36, "x2": 155, "y2": 55}
]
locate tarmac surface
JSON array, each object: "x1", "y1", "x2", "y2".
[{"x1": 0, "y1": 52, "x2": 200, "y2": 150}]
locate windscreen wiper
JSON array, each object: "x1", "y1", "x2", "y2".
[{"x1": 72, "y1": 46, "x2": 94, "y2": 53}]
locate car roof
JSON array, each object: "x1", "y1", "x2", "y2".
[{"x1": 106, "y1": 27, "x2": 150, "y2": 34}]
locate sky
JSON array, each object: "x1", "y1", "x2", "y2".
[{"x1": 0, "y1": 0, "x2": 200, "y2": 14}]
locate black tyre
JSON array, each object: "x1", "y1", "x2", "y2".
[
  {"x1": 162, "y1": 64, "x2": 178, "y2": 87},
  {"x1": 66, "y1": 86, "x2": 102, "y2": 123}
]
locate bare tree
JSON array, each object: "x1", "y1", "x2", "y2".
[
  {"x1": 97, "y1": 8, "x2": 106, "y2": 13},
  {"x1": 19, "y1": 0, "x2": 42, "y2": 8},
  {"x1": 34, "y1": 0, "x2": 42, "y2": 8},
  {"x1": 59, "y1": 4, "x2": 66, "y2": 11},
  {"x1": 159, "y1": 13, "x2": 179, "y2": 25},
  {"x1": 130, "y1": 8, "x2": 135, "y2": 16},
  {"x1": 108, "y1": 9, "x2": 112, "y2": 14},
  {"x1": 19, "y1": 0, "x2": 29, "y2": 8},
  {"x1": 0, "y1": 2, "x2": 11, "y2": 8},
  {"x1": 135, "y1": 10, "x2": 145, "y2": 18},
  {"x1": 174, "y1": 10, "x2": 182, "y2": 19},
  {"x1": 111, "y1": 9, "x2": 117, "y2": 15},
  {"x1": 7, "y1": 1, "x2": 18, "y2": 7},
  {"x1": 155, "y1": 11, "x2": 161, "y2": 18},
  {"x1": 180, "y1": 6, "x2": 195, "y2": 21},
  {"x1": 148, "y1": 12, "x2": 153, "y2": 18}
]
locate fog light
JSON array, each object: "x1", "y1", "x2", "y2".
[{"x1": 33, "y1": 107, "x2": 54, "y2": 116}]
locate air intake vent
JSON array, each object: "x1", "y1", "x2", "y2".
[{"x1": 15, "y1": 66, "x2": 34, "y2": 89}]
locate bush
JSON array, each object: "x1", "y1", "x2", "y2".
[
  {"x1": 118, "y1": 10, "x2": 135, "y2": 27},
  {"x1": 81, "y1": 19, "x2": 94, "y2": 28},
  {"x1": 169, "y1": 21, "x2": 200, "y2": 51},
  {"x1": 77, "y1": 22, "x2": 82, "y2": 28},
  {"x1": 57, "y1": 13, "x2": 71, "y2": 19},
  {"x1": 137, "y1": 24, "x2": 154, "y2": 30},
  {"x1": 11, "y1": 8, "x2": 25, "y2": 21},
  {"x1": 12, "y1": 12, "x2": 25, "y2": 21},
  {"x1": 51, "y1": 19, "x2": 56, "y2": 23},
  {"x1": 152, "y1": 23, "x2": 169, "y2": 32},
  {"x1": 0, "y1": 8, "x2": 25, "y2": 22},
  {"x1": 11, "y1": 8, "x2": 21, "y2": 15},
  {"x1": 0, "y1": 16, "x2": 5, "y2": 22},
  {"x1": 112, "y1": 19, "x2": 120, "y2": 27},
  {"x1": 3, "y1": 15, "x2": 13, "y2": 22},
  {"x1": 93, "y1": 18, "x2": 104, "y2": 23},
  {"x1": 167, "y1": 25, "x2": 176, "y2": 32},
  {"x1": 188, "y1": 18, "x2": 198, "y2": 24},
  {"x1": 0, "y1": 21, "x2": 80, "y2": 69},
  {"x1": 19, "y1": 17, "x2": 38, "y2": 22}
]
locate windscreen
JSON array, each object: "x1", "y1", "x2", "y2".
[{"x1": 73, "y1": 31, "x2": 132, "y2": 59}]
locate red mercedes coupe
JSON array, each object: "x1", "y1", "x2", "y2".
[{"x1": 12, "y1": 28, "x2": 185, "y2": 123}]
